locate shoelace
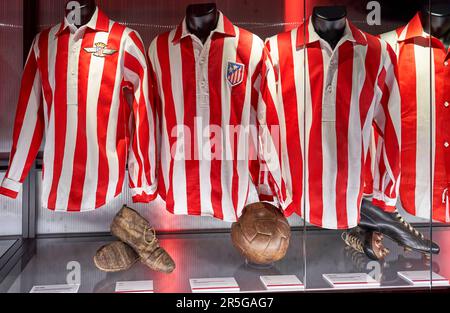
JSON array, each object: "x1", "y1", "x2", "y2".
[
  {"x1": 341, "y1": 231, "x2": 365, "y2": 254},
  {"x1": 143, "y1": 226, "x2": 158, "y2": 246},
  {"x1": 394, "y1": 212, "x2": 424, "y2": 240}
]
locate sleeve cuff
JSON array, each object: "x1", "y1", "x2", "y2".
[
  {"x1": 131, "y1": 185, "x2": 158, "y2": 204},
  {"x1": 0, "y1": 186, "x2": 19, "y2": 199},
  {"x1": 372, "y1": 198, "x2": 396, "y2": 213},
  {"x1": 0, "y1": 178, "x2": 22, "y2": 199}
]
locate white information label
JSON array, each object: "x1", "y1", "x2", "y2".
[
  {"x1": 116, "y1": 280, "x2": 154, "y2": 293},
  {"x1": 398, "y1": 271, "x2": 450, "y2": 287},
  {"x1": 190, "y1": 278, "x2": 240, "y2": 293},
  {"x1": 30, "y1": 284, "x2": 80, "y2": 293},
  {"x1": 260, "y1": 275, "x2": 304, "y2": 291},
  {"x1": 323, "y1": 273, "x2": 380, "y2": 289},
  {"x1": 115, "y1": 281, "x2": 154, "y2": 293}
]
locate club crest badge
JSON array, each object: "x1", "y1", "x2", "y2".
[
  {"x1": 226, "y1": 62, "x2": 245, "y2": 86},
  {"x1": 84, "y1": 42, "x2": 117, "y2": 57}
]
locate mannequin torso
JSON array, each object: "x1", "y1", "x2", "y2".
[
  {"x1": 312, "y1": 6, "x2": 347, "y2": 50},
  {"x1": 186, "y1": 3, "x2": 219, "y2": 44},
  {"x1": 420, "y1": 3, "x2": 450, "y2": 49},
  {"x1": 65, "y1": 0, "x2": 97, "y2": 27}
]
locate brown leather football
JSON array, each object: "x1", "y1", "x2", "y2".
[{"x1": 231, "y1": 202, "x2": 291, "y2": 265}]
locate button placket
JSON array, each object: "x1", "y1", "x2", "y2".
[
  {"x1": 194, "y1": 39, "x2": 210, "y2": 110},
  {"x1": 67, "y1": 34, "x2": 82, "y2": 105},
  {"x1": 322, "y1": 49, "x2": 338, "y2": 122}
]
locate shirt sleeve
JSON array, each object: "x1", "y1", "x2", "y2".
[
  {"x1": 0, "y1": 38, "x2": 44, "y2": 199},
  {"x1": 251, "y1": 43, "x2": 290, "y2": 209},
  {"x1": 123, "y1": 31, "x2": 158, "y2": 203},
  {"x1": 371, "y1": 44, "x2": 401, "y2": 212}
]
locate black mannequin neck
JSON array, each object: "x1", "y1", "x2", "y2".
[
  {"x1": 186, "y1": 3, "x2": 220, "y2": 44},
  {"x1": 65, "y1": 0, "x2": 97, "y2": 27},
  {"x1": 420, "y1": 3, "x2": 450, "y2": 49},
  {"x1": 312, "y1": 6, "x2": 347, "y2": 50}
]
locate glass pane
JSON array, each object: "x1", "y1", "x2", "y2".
[
  {"x1": 298, "y1": 0, "x2": 434, "y2": 291},
  {"x1": 0, "y1": 1, "x2": 23, "y2": 153},
  {"x1": 430, "y1": 0, "x2": 450, "y2": 291}
]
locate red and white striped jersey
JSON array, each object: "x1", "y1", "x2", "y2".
[
  {"x1": 372, "y1": 13, "x2": 450, "y2": 223},
  {"x1": 266, "y1": 18, "x2": 401, "y2": 229},
  {"x1": 0, "y1": 8, "x2": 157, "y2": 212},
  {"x1": 148, "y1": 12, "x2": 288, "y2": 222}
]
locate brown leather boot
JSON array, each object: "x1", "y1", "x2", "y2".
[
  {"x1": 111, "y1": 206, "x2": 176, "y2": 274},
  {"x1": 94, "y1": 241, "x2": 139, "y2": 273}
]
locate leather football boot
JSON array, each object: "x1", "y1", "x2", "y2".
[
  {"x1": 359, "y1": 199, "x2": 440, "y2": 257},
  {"x1": 111, "y1": 206, "x2": 176, "y2": 274},
  {"x1": 342, "y1": 227, "x2": 390, "y2": 261},
  {"x1": 94, "y1": 241, "x2": 139, "y2": 273}
]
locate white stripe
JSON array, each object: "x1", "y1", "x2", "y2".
[
  {"x1": 197, "y1": 35, "x2": 213, "y2": 218},
  {"x1": 346, "y1": 44, "x2": 365, "y2": 228},
  {"x1": 429, "y1": 47, "x2": 437, "y2": 221},
  {"x1": 320, "y1": 43, "x2": 337, "y2": 229},
  {"x1": 413, "y1": 40, "x2": 432, "y2": 219}
]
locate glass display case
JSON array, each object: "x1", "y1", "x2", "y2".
[{"x1": 0, "y1": 0, "x2": 449, "y2": 294}]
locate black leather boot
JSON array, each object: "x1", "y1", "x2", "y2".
[{"x1": 359, "y1": 199, "x2": 440, "y2": 257}]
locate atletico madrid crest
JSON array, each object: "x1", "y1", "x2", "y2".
[
  {"x1": 226, "y1": 62, "x2": 245, "y2": 86},
  {"x1": 84, "y1": 42, "x2": 117, "y2": 57}
]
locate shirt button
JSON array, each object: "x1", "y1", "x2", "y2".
[
  {"x1": 445, "y1": 101, "x2": 450, "y2": 108},
  {"x1": 445, "y1": 142, "x2": 450, "y2": 148},
  {"x1": 445, "y1": 61, "x2": 449, "y2": 66},
  {"x1": 327, "y1": 85, "x2": 333, "y2": 93}
]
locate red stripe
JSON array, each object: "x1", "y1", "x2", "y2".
[
  {"x1": 208, "y1": 35, "x2": 226, "y2": 220},
  {"x1": 95, "y1": 23, "x2": 126, "y2": 208},
  {"x1": 157, "y1": 32, "x2": 177, "y2": 214},
  {"x1": 47, "y1": 32, "x2": 70, "y2": 209},
  {"x1": 335, "y1": 42, "x2": 354, "y2": 229},
  {"x1": 433, "y1": 46, "x2": 448, "y2": 221},
  {"x1": 67, "y1": 30, "x2": 96, "y2": 211},
  {"x1": 230, "y1": 29, "x2": 252, "y2": 213},
  {"x1": 278, "y1": 31, "x2": 303, "y2": 216},
  {"x1": 398, "y1": 42, "x2": 418, "y2": 214},
  {"x1": 180, "y1": 37, "x2": 201, "y2": 216},
  {"x1": 306, "y1": 41, "x2": 324, "y2": 225}
]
